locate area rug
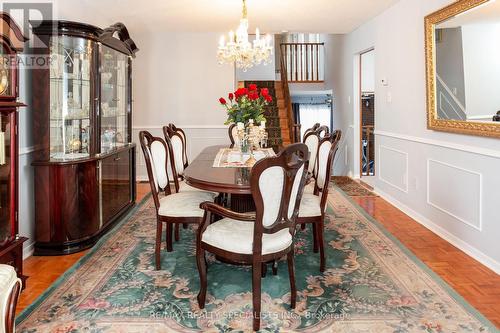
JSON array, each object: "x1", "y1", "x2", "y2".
[
  {"x1": 16, "y1": 188, "x2": 495, "y2": 332},
  {"x1": 332, "y1": 176, "x2": 377, "y2": 197}
]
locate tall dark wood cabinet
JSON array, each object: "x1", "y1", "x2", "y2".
[
  {"x1": 31, "y1": 21, "x2": 139, "y2": 255},
  {"x1": 0, "y1": 13, "x2": 28, "y2": 286}
]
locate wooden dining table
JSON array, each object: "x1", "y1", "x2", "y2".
[{"x1": 184, "y1": 145, "x2": 256, "y2": 211}]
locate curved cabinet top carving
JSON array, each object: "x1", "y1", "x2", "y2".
[{"x1": 32, "y1": 20, "x2": 138, "y2": 57}]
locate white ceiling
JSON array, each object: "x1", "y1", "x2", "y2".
[
  {"x1": 438, "y1": 0, "x2": 500, "y2": 29},
  {"x1": 50, "y1": 0, "x2": 399, "y2": 34}
]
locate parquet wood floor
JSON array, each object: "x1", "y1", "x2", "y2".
[{"x1": 16, "y1": 183, "x2": 500, "y2": 329}]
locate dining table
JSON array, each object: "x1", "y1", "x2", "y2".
[{"x1": 184, "y1": 145, "x2": 258, "y2": 212}]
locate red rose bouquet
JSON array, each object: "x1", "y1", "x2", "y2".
[{"x1": 219, "y1": 84, "x2": 273, "y2": 125}]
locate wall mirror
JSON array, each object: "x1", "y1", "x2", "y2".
[{"x1": 425, "y1": 0, "x2": 500, "y2": 138}]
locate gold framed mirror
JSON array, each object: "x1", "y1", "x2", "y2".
[{"x1": 425, "y1": 0, "x2": 500, "y2": 138}]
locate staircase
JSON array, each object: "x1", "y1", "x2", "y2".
[{"x1": 242, "y1": 81, "x2": 292, "y2": 150}]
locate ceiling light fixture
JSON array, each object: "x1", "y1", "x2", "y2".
[{"x1": 217, "y1": 0, "x2": 273, "y2": 71}]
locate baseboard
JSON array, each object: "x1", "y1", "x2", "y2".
[
  {"x1": 23, "y1": 241, "x2": 35, "y2": 260},
  {"x1": 373, "y1": 187, "x2": 500, "y2": 275}
]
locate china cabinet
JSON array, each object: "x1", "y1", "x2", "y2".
[
  {"x1": 32, "y1": 21, "x2": 138, "y2": 255},
  {"x1": 0, "y1": 13, "x2": 28, "y2": 286}
]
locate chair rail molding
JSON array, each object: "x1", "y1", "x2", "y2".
[
  {"x1": 378, "y1": 145, "x2": 409, "y2": 193},
  {"x1": 426, "y1": 159, "x2": 482, "y2": 231},
  {"x1": 374, "y1": 130, "x2": 500, "y2": 159}
]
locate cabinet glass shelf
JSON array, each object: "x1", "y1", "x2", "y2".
[
  {"x1": 49, "y1": 35, "x2": 93, "y2": 159},
  {"x1": 100, "y1": 44, "x2": 129, "y2": 152}
]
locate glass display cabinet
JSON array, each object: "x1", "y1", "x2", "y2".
[
  {"x1": 32, "y1": 21, "x2": 138, "y2": 255},
  {"x1": 0, "y1": 13, "x2": 28, "y2": 286}
]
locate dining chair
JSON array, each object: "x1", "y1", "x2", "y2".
[
  {"x1": 297, "y1": 131, "x2": 342, "y2": 272},
  {"x1": 303, "y1": 130, "x2": 321, "y2": 177},
  {"x1": 163, "y1": 125, "x2": 188, "y2": 179},
  {"x1": 196, "y1": 143, "x2": 309, "y2": 332},
  {"x1": 228, "y1": 123, "x2": 239, "y2": 148},
  {"x1": 163, "y1": 125, "x2": 216, "y2": 194},
  {"x1": 300, "y1": 130, "x2": 321, "y2": 233},
  {"x1": 139, "y1": 131, "x2": 217, "y2": 270},
  {"x1": 305, "y1": 128, "x2": 340, "y2": 191},
  {"x1": 167, "y1": 123, "x2": 189, "y2": 168}
]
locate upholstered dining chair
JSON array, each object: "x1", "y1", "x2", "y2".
[
  {"x1": 139, "y1": 131, "x2": 217, "y2": 270},
  {"x1": 0, "y1": 264, "x2": 21, "y2": 333},
  {"x1": 196, "y1": 143, "x2": 309, "y2": 332},
  {"x1": 166, "y1": 123, "x2": 188, "y2": 168},
  {"x1": 228, "y1": 123, "x2": 239, "y2": 148},
  {"x1": 303, "y1": 130, "x2": 321, "y2": 177},
  {"x1": 297, "y1": 131, "x2": 341, "y2": 272},
  {"x1": 163, "y1": 125, "x2": 216, "y2": 195},
  {"x1": 163, "y1": 125, "x2": 188, "y2": 180}
]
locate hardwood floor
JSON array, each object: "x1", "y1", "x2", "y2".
[
  {"x1": 17, "y1": 182, "x2": 500, "y2": 328},
  {"x1": 17, "y1": 183, "x2": 151, "y2": 314},
  {"x1": 352, "y1": 195, "x2": 500, "y2": 328}
]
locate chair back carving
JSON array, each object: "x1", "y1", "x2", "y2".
[
  {"x1": 313, "y1": 130, "x2": 342, "y2": 212},
  {"x1": 303, "y1": 131, "x2": 320, "y2": 174},
  {"x1": 303, "y1": 123, "x2": 320, "y2": 139},
  {"x1": 228, "y1": 123, "x2": 238, "y2": 148},
  {"x1": 316, "y1": 125, "x2": 330, "y2": 138},
  {"x1": 139, "y1": 131, "x2": 172, "y2": 211},
  {"x1": 250, "y1": 143, "x2": 309, "y2": 254}
]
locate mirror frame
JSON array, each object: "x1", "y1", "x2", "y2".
[{"x1": 425, "y1": 0, "x2": 500, "y2": 138}]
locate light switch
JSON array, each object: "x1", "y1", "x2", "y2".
[
  {"x1": 387, "y1": 92, "x2": 392, "y2": 103},
  {"x1": 381, "y1": 78, "x2": 389, "y2": 86}
]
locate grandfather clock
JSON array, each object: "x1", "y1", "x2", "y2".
[{"x1": 0, "y1": 13, "x2": 28, "y2": 287}]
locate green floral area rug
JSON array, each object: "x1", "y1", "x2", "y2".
[{"x1": 17, "y1": 188, "x2": 496, "y2": 332}]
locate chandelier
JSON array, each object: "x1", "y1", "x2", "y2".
[{"x1": 217, "y1": 0, "x2": 273, "y2": 71}]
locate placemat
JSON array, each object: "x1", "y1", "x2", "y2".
[{"x1": 213, "y1": 148, "x2": 275, "y2": 168}]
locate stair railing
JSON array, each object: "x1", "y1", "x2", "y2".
[
  {"x1": 280, "y1": 42, "x2": 325, "y2": 82},
  {"x1": 279, "y1": 52, "x2": 298, "y2": 143}
]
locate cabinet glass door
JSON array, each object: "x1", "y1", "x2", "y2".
[
  {"x1": 49, "y1": 36, "x2": 93, "y2": 160},
  {"x1": 100, "y1": 46, "x2": 129, "y2": 154},
  {"x1": 0, "y1": 113, "x2": 12, "y2": 246}
]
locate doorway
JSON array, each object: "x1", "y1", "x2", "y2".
[{"x1": 359, "y1": 49, "x2": 375, "y2": 178}]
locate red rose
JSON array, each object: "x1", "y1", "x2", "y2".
[
  {"x1": 235, "y1": 88, "x2": 248, "y2": 98},
  {"x1": 260, "y1": 88, "x2": 269, "y2": 96},
  {"x1": 248, "y1": 84, "x2": 257, "y2": 91},
  {"x1": 219, "y1": 97, "x2": 227, "y2": 104},
  {"x1": 265, "y1": 95, "x2": 273, "y2": 102},
  {"x1": 248, "y1": 92, "x2": 259, "y2": 100},
  {"x1": 228, "y1": 93, "x2": 234, "y2": 101}
]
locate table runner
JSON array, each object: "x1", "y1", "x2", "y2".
[{"x1": 213, "y1": 148, "x2": 275, "y2": 168}]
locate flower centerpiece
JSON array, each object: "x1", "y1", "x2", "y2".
[
  {"x1": 219, "y1": 84, "x2": 272, "y2": 125},
  {"x1": 219, "y1": 84, "x2": 272, "y2": 158}
]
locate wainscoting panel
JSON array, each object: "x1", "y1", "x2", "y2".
[
  {"x1": 378, "y1": 145, "x2": 408, "y2": 193},
  {"x1": 427, "y1": 159, "x2": 482, "y2": 231},
  {"x1": 370, "y1": 133, "x2": 500, "y2": 274}
]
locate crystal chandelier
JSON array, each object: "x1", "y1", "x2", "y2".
[{"x1": 217, "y1": 0, "x2": 273, "y2": 71}]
